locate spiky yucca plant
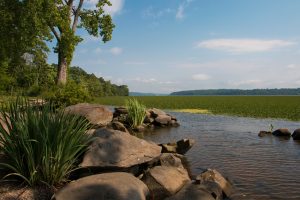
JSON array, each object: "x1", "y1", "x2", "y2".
[
  {"x1": 0, "y1": 98, "x2": 91, "y2": 186},
  {"x1": 125, "y1": 98, "x2": 146, "y2": 129}
]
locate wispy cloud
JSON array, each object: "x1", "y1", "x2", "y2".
[
  {"x1": 142, "y1": 6, "x2": 173, "y2": 19},
  {"x1": 176, "y1": 0, "x2": 193, "y2": 20},
  {"x1": 197, "y1": 39, "x2": 296, "y2": 53},
  {"x1": 192, "y1": 73, "x2": 211, "y2": 81},
  {"x1": 124, "y1": 61, "x2": 148, "y2": 66},
  {"x1": 94, "y1": 47, "x2": 102, "y2": 54},
  {"x1": 109, "y1": 47, "x2": 123, "y2": 55}
]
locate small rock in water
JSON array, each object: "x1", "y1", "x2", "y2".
[
  {"x1": 272, "y1": 128, "x2": 291, "y2": 137},
  {"x1": 292, "y1": 128, "x2": 300, "y2": 140}
]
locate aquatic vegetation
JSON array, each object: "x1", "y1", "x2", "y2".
[
  {"x1": 125, "y1": 98, "x2": 146, "y2": 128},
  {"x1": 94, "y1": 96, "x2": 300, "y2": 121}
]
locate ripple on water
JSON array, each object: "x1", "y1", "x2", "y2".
[{"x1": 144, "y1": 113, "x2": 300, "y2": 200}]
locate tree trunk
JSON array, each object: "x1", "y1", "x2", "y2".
[{"x1": 57, "y1": 51, "x2": 67, "y2": 85}]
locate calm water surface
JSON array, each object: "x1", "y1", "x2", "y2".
[{"x1": 143, "y1": 112, "x2": 300, "y2": 200}]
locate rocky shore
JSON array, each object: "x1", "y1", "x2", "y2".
[{"x1": 0, "y1": 103, "x2": 234, "y2": 200}]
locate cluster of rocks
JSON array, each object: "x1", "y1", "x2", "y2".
[
  {"x1": 113, "y1": 107, "x2": 180, "y2": 132},
  {"x1": 259, "y1": 128, "x2": 300, "y2": 140},
  {"x1": 0, "y1": 103, "x2": 234, "y2": 200},
  {"x1": 53, "y1": 127, "x2": 233, "y2": 200},
  {"x1": 53, "y1": 103, "x2": 233, "y2": 200}
]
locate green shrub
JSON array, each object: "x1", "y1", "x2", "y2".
[
  {"x1": 43, "y1": 80, "x2": 91, "y2": 107},
  {"x1": 125, "y1": 98, "x2": 146, "y2": 128},
  {"x1": 0, "y1": 98, "x2": 91, "y2": 186}
]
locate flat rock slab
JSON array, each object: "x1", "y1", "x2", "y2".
[
  {"x1": 80, "y1": 128, "x2": 162, "y2": 168},
  {"x1": 55, "y1": 172, "x2": 149, "y2": 200},
  {"x1": 65, "y1": 103, "x2": 113, "y2": 127}
]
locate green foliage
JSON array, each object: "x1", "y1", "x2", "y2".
[
  {"x1": 94, "y1": 96, "x2": 300, "y2": 121},
  {"x1": 43, "y1": 80, "x2": 91, "y2": 107},
  {"x1": 0, "y1": 98, "x2": 91, "y2": 186},
  {"x1": 125, "y1": 98, "x2": 146, "y2": 128}
]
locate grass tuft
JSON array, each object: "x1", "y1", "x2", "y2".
[
  {"x1": 0, "y1": 98, "x2": 91, "y2": 186},
  {"x1": 125, "y1": 98, "x2": 146, "y2": 128}
]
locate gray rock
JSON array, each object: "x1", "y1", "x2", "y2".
[
  {"x1": 155, "y1": 115, "x2": 172, "y2": 125},
  {"x1": 80, "y1": 128, "x2": 161, "y2": 168},
  {"x1": 272, "y1": 128, "x2": 291, "y2": 137},
  {"x1": 258, "y1": 131, "x2": 272, "y2": 137},
  {"x1": 65, "y1": 103, "x2": 112, "y2": 127},
  {"x1": 196, "y1": 169, "x2": 233, "y2": 197},
  {"x1": 54, "y1": 172, "x2": 149, "y2": 200},
  {"x1": 292, "y1": 128, "x2": 300, "y2": 140},
  {"x1": 149, "y1": 108, "x2": 166, "y2": 118},
  {"x1": 165, "y1": 182, "x2": 221, "y2": 200},
  {"x1": 142, "y1": 165, "x2": 190, "y2": 199},
  {"x1": 109, "y1": 121, "x2": 129, "y2": 133},
  {"x1": 159, "y1": 139, "x2": 195, "y2": 155}
]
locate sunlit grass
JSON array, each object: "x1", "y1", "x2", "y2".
[
  {"x1": 93, "y1": 96, "x2": 300, "y2": 121},
  {"x1": 173, "y1": 109, "x2": 211, "y2": 114}
]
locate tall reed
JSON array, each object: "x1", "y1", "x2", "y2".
[
  {"x1": 125, "y1": 98, "x2": 146, "y2": 129},
  {"x1": 0, "y1": 98, "x2": 91, "y2": 186}
]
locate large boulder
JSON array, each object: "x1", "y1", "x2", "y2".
[
  {"x1": 108, "y1": 121, "x2": 129, "y2": 133},
  {"x1": 54, "y1": 172, "x2": 149, "y2": 200},
  {"x1": 65, "y1": 103, "x2": 113, "y2": 127},
  {"x1": 159, "y1": 139, "x2": 195, "y2": 155},
  {"x1": 142, "y1": 165, "x2": 190, "y2": 199},
  {"x1": 292, "y1": 128, "x2": 300, "y2": 140},
  {"x1": 80, "y1": 128, "x2": 161, "y2": 168},
  {"x1": 272, "y1": 128, "x2": 291, "y2": 137},
  {"x1": 196, "y1": 169, "x2": 233, "y2": 198},
  {"x1": 165, "y1": 182, "x2": 222, "y2": 200}
]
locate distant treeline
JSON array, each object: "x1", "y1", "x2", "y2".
[{"x1": 170, "y1": 88, "x2": 300, "y2": 96}]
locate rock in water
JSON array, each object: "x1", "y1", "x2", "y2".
[
  {"x1": 142, "y1": 164, "x2": 190, "y2": 199},
  {"x1": 65, "y1": 103, "x2": 113, "y2": 127},
  {"x1": 80, "y1": 128, "x2": 161, "y2": 168},
  {"x1": 54, "y1": 172, "x2": 149, "y2": 200},
  {"x1": 196, "y1": 169, "x2": 233, "y2": 198},
  {"x1": 159, "y1": 139, "x2": 195, "y2": 155},
  {"x1": 292, "y1": 128, "x2": 300, "y2": 140},
  {"x1": 272, "y1": 128, "x2": 291, "y2": 137}
]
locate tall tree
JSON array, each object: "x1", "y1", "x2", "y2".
[{"x1": 43, "y1": 0, "x2": 115, "y2": 85}]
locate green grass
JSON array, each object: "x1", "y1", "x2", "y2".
[
  {"x1": 125, "y1": 98, "x2": 146, "y2": 128},
  {"x1": 93, "y1": 96, "x2": 300, "y2": 121},
  {"x1": 0, "y1": 98, "x2": 91, "y2": 186}
]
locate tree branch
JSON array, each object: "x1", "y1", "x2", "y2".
[
  {"x1": 50, "y1": 26, "x2": 61, "y2": 42},
  {"x1": 72, "y1": 0, "x2": 84, "y2": 32}
]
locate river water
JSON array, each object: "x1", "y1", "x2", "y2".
[{"x1": 143, "y1": 112, "x2": 300, "y2": 200}]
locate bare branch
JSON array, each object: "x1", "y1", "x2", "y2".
[{"x1": 72, "y1": 0, "x2": 84, "y2": 32}]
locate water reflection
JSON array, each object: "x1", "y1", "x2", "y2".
[{"x1": 144, "y1": 113, "x2": 300, "y2": 200}]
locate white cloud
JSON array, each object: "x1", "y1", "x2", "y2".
[
  {"x1": 109, "y1": 47, "x2": 123, "y2": 55},
  {"x1": 192, "y1": 74, "x2": 211, "y2": 81},
  {"x1": 103, "y1": 0, "x2": 124, "y2": 16},
  {"x1": 85, "y1": 0, "x2": 124, "y2": 16},
  {"x1": 176, "y1": 5, "x2": 184, "y2": 19},
  {"x1": 94, "y1": 47, "x2": 102, "y2": 54},
  {"x1": 124, "y1": 61, "x2": 148, "y2": 66},
  {"x1": 131, "y1": 78, "x2": 157, "y2": 83},
  {"x1": 143, "y1": 6, "x2": 172, "y2": 19},
  {"x1": 287, "y1": 64, "x2": 298, "y2": 69},
  {"x1": 176, "y1": 0, "x2": 193, "y2": 20},
  {"x1": 229, "y1": 79, "x2": 263, "y2": 87},
  {"x1": 197, "y1": 39, "x2": 296, "y2": 53}
]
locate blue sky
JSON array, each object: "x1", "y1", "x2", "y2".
[{"x1": 48, "y1": 0, "x2": 300, "y2": 93}]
